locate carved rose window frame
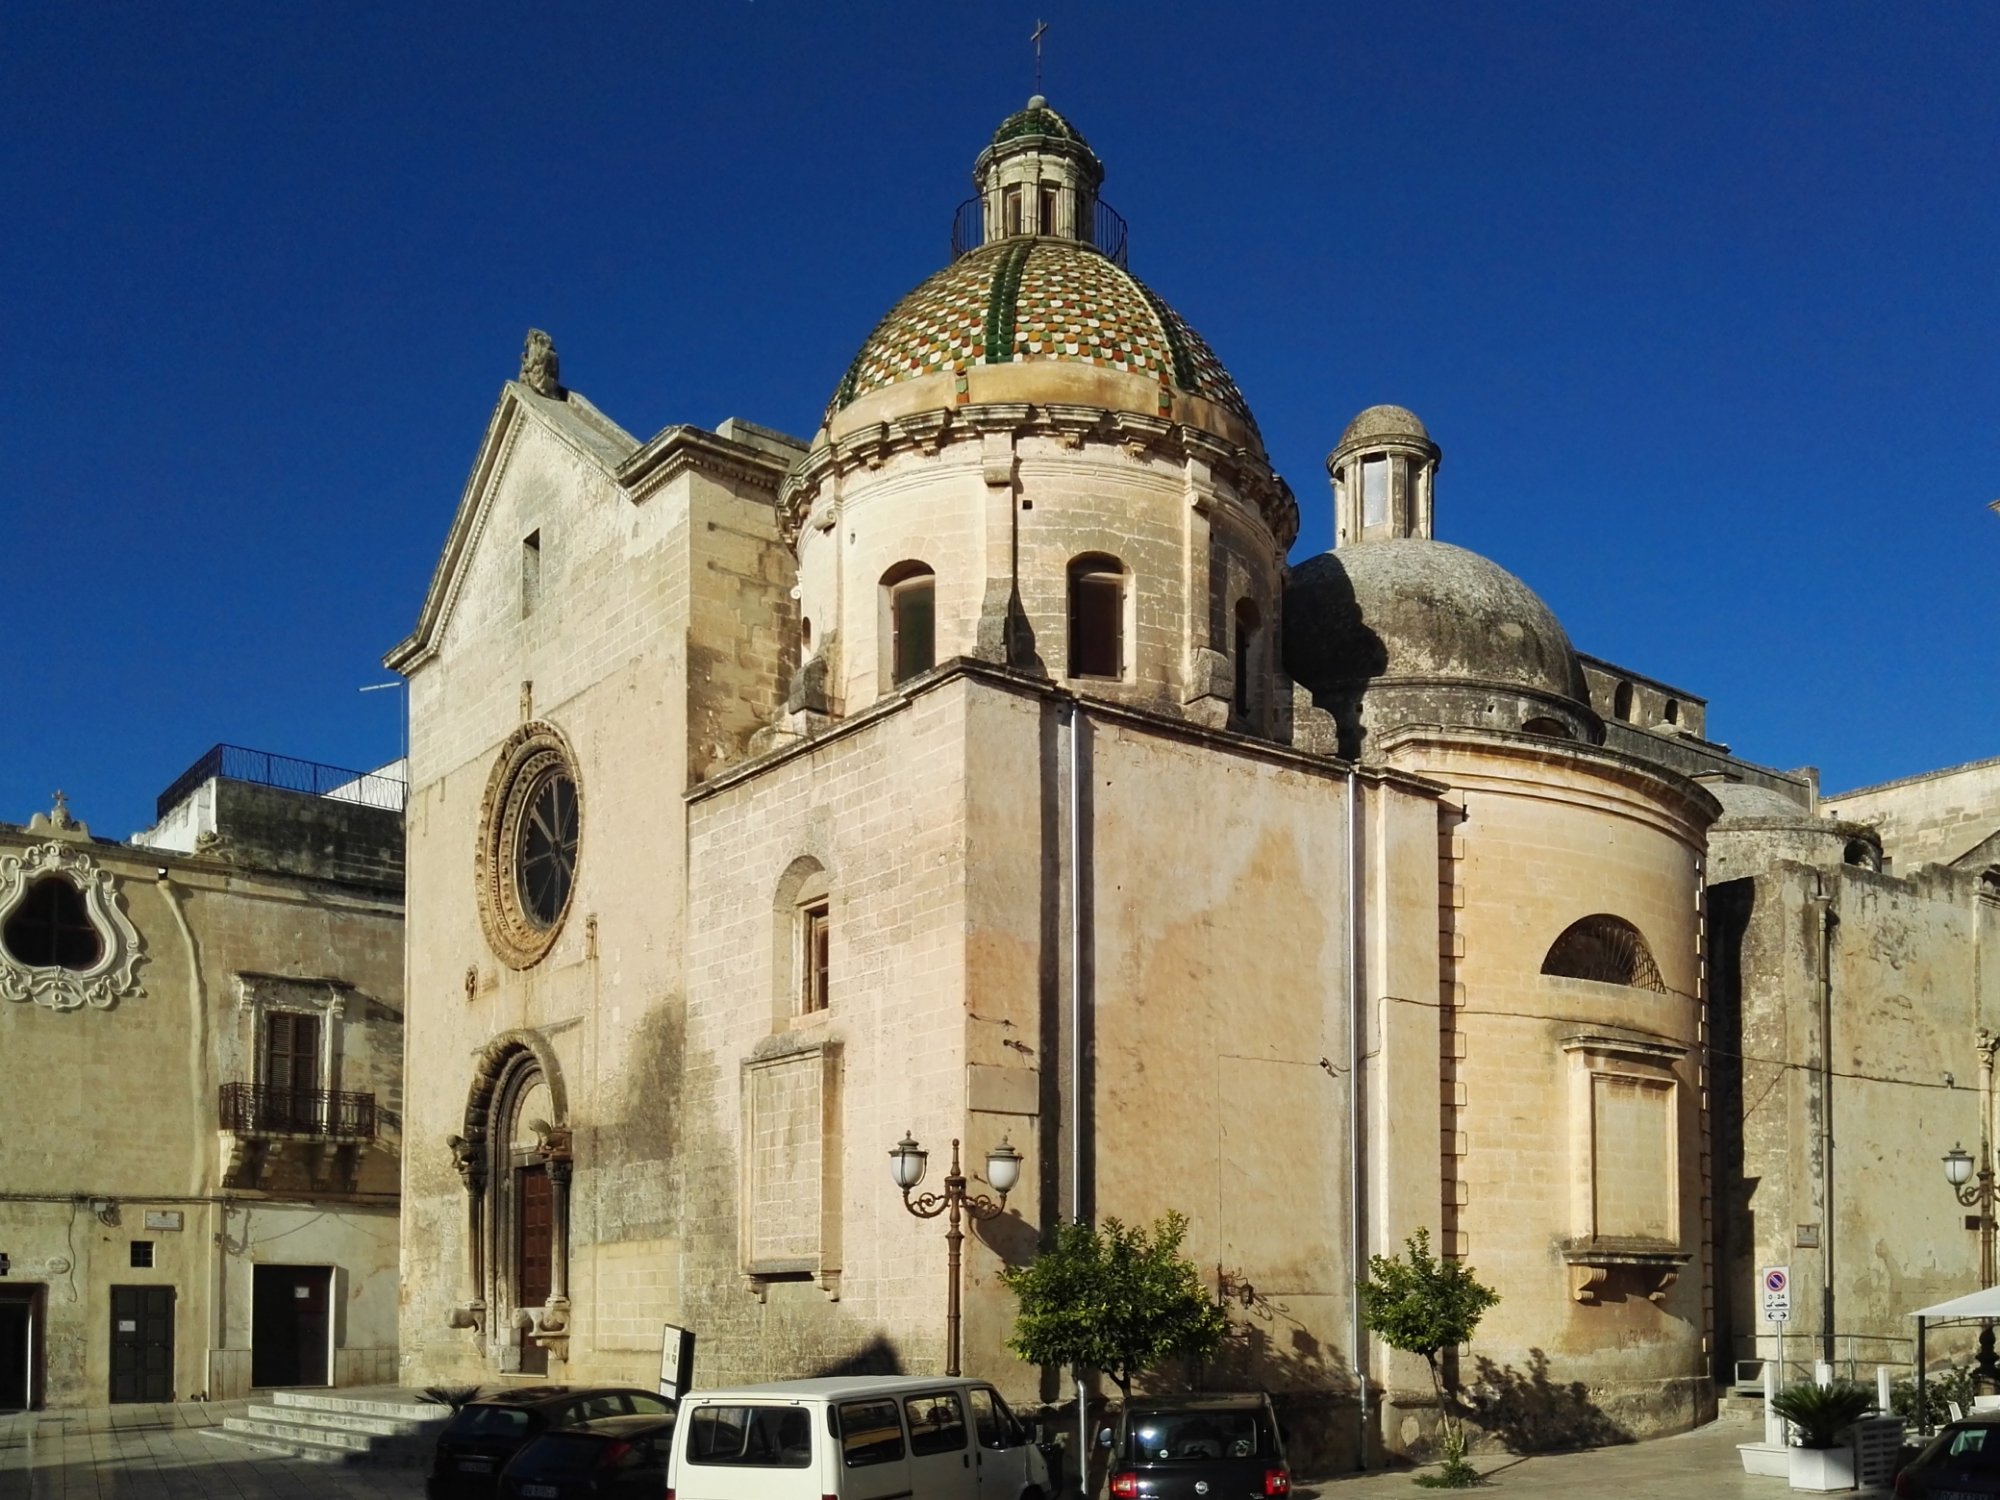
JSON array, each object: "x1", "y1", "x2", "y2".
[{"x1": 0, "y1": 842, "x2": 144, "y2": 1011}]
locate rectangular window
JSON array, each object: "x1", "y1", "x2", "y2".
[
  {"x1": 800, "y1": 901, "x2": 830, "y2": 1013},
  {"x1": 1362, "y1": 457, "x2": 1389, "y2": 527},
  {"x1": 1003, "y1": 184, "x2": 1024, "y2": 236},
  {"x1": 1039, "y1": 181, "x2": 1059, "y2": 234},
  {"x1": 838, "y1": 1398, "x2": 907, "y2": 1467},
  {"x1": 686, "y1": 1405, "x2": 813, "y2": 1467},
  {"x1": 904, "y1": 1392, "x2": 968, "y2": 1456},
  {"x1": 522, "y1": 529, "x2": 542, "y2": 618},
  {"x1": 264, "y1": 1011, "x2": 322, "y2": 1095},
  {"x1": 130, "y1": 1241, "x2": 154, "y2": 1269},
  {"x1": 893, "y1": 580, "x2": 936, "y2": 684},
  {"x1": 1069, "y1": 573, "x2": 1124, "y2": 678}
]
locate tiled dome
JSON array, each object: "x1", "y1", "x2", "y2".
[
  {"x1": 826, "y1": 238, "x2": 1257, "y2": 434},
  {"x1": 990, "y1": 95, "x2": 1095, "y2": 154}
]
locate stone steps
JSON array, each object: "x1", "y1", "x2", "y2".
[{"x1": 203, "y1": 1388, "x2": 448, "y2": 1466}]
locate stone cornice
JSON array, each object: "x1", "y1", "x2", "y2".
[
  {"x1": 688, "y1": 655, "x2": 1442, "y2": 804},
  {"x1": 616, "y1": 424, "x2": 798, "y2": 503},
  {"x1": 778, "y1": 403, "x2": 1298, "y2": 550}
]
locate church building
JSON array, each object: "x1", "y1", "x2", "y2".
[{"x1": 388, "y1": 97, "x2": 1997, "y2": 1465}]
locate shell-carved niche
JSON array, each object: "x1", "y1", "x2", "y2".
[{"x1": 0, "y1": 842, "x2": 145, "y2": 1011}]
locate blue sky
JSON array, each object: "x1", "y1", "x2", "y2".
[{"x1": 6, "y1": 2, "x2": 1995, "y2": 838}]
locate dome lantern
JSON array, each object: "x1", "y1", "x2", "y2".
[
  {"x1": 1327, "y1": 405, "x2": 1441, "y2": 547},
  {"x1": 966, "y1": 96, "x2": 1112, "y2": 256}
]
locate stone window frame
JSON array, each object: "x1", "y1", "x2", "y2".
[
  {"x1": 1559, "y1": 1030, "x2": 1690, "y2": 1304},
  {"x1": 476, "y1": 721, "x2": 584, "y2": 970},
  {"x1": 771, "y1": 856, "x2": 834, "y2": 1031},
  {"x1": 235, "y1": 973, "x2": 350, "y2": 1099},
  {"x1": 1065, "y1": 551, "x2": 1129, "y2": 682},
  {"x1": 1231, "y1": 595, "x2": 1262, "y2": 721},
  {"x1": 880, "y1": 561, "x2": 938, "y2": 689},
  {"x1": 739, "y1": 1035, "x2": 843, "y2": 1303},
  {"x1": 0, "y1": 841, "x2": 143, "y2": 1012}
]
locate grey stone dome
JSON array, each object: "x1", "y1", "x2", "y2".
[
  {"x1": 1339, "y1": 404, "x2": 1430, "y2": 448},
  {"x1": 1284, "y1": 538, "x2": 1597, "y2": 755},
  {"x1": 1710, "y1": 781, "x2": 1814, "y2": 824}
]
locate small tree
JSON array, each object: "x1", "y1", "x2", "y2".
[
  {"x1": 1359, "y1": 1228, "x2": 1499, "y2": 1487},
  {"x1": 1001, "y1": 1212, "x2": 1228, "y2": 1398}
]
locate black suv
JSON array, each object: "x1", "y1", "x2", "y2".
[
  {"x1": 1101, "y1": 1394, "x2": 1290, "y2": 1500},
  {"x1": 428, "y1": 1387, "x2": 676, "y2": 1500}
]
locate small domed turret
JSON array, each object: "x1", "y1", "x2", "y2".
[
  {"x1": 972, "y1": 95, "x2": 1105, "y2": 245},
  {"x1": 1328, "y1": 403, "x2": 1441, "y2": 546}
]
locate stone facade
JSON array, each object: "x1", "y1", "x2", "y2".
[
  {"x1": 387, "y1": 94, "x2": 1991, "y2": 1469},
  {"x1": 0, "y1": 770, "x2": 402, "y2": 1409}
]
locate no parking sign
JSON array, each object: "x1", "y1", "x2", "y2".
[{"x1": 1762, "y1": 1266, "x2": 1792, "y2": 1324}]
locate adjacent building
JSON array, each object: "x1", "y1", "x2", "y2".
[{"x1": 0, "y1": 748, "x2": 404, "y2": 1408}]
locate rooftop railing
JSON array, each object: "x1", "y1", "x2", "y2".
[
  {"x1": 156, "y1": 744, "x2": 406, "y2": 820},
  {"x1": 950, "y1": 191, "x2": 1129, "y2": 267}
]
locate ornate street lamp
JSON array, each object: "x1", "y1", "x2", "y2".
[
  {"x1": 1944, "y1": 1140, "x2": 2000, "y2": 1387},
  {"x1": 890, "y1": 1131, "x2": 1021, "y2": 1376}
]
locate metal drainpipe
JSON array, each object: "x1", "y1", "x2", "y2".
[
  {"x1": 1814, "y1": 877, "x2": 1837, "y2": 1366},
  {"x1": 1347, "y1": 768, "x2": 1368, "y2": 1468},
  {"x1": 1068, "y1": 698, "x2": 1090, "y2": 1492}
]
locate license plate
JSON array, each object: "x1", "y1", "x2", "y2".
[
  {"x1": 521, "y1": 1487, "x2": 560, "y2": 1498},
  {"x1": 456, "y1": 1458, "x2": 494, "y2": 1472}
]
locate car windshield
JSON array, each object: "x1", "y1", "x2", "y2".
[
  {"x1": 443, "y1": 1405, "x2": 533, "y2": 1439},
  {"x1": 1926, "y1": 1423, "x2": 2000, "y2": 1471},
  {"x1": 1126, "y1": 1411, "x2": 1263, "y2": 1463}
]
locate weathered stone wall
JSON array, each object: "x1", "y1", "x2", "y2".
[
  {"x1": 1711, "y1": 860, "x2": 2000, "y2": 1383},
  {"x1": 1376, "y1": 732, "x2": 1717, "y2": 1447},
  {"x1": 1824, "y1": 756, "x2": 2000, "y2": 872},
  {"x1": 0, "y1": 820, "x2": 402, "y2": 1408}
]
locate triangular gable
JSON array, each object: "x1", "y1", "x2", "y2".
[{"x1": 383, "y1": 382, "x2": 640, "y2": 674}]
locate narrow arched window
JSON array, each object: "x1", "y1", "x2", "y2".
[
  {"x1": 1523, "y1": 716, "x2": 1572, "y2": 739},
  {"x1": 881, "y1": 562, "x2": 936, "y2": 686},
  {"x1": 1663, "y1": 698, "x2": 1680, "y2": 727},
  {"x1": 1068, "y1": 554, "x2": 1126, "y2": 679},
  {"x1": 1542, "y1": 914, "x2": 1666, "y2": 992},
  {"x1": 3, "y1": 876, "x2": 102, "y2": 971},
  {"x1": 1613, "y1": 681, "x2": 1634, "y2": 722},
  {"x1": 1233, "y1": 599, "x2": 1261, "y2": 717}
]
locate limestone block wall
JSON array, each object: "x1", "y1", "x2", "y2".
[
  {"x1": 683, "y1": 678, "x2": 977, "y2": 1387},
  {"x1": 793, "y1": 426, "x2": 1284, "y2": 723},
  {"x1": 0, "y1": 825, "x2": 403, "y2": 1408},
  {"x1": 397, "y1": 402, "x2": 795, "y2": 1387},
  {"x1": 1711, "y1": 860, "x2": 2000, "y2": 1382},
  {"x1": 1824, "y1": 756, "x2": 2000, "y2": 871},
  {"x1": 1381, "y1": 734, "x2": 1716, "y2": 1444}
]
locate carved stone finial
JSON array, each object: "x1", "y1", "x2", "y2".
[
  {"x1": 50, "y1": 790, "x2": 74, "y2": 830},
  {"x1": 520, "y1": 329, "x2": 562, "y2": 398}
]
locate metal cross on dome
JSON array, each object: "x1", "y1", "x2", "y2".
[{"x1": 1031, "y1": 19, "x2": 1048, "y2": 93}]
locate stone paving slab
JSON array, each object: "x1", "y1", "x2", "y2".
[{"x1": 0, "y1": 1401, "x2": 426, "y2": 1499}]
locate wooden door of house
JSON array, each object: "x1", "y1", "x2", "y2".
[
  {"x1": 109, "y1": 1285, "x2": 174, "y2": 1403},
  {"x1": 516, "y1": 1164, "x2": 552, "y2": 1375}
]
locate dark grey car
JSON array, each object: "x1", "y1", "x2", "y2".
[
  {"x1": 1896, "y1": 1417, "x2": 2000, "y2": 1496},
  {"x1": 1101, "y1": 1394, "x2": 1289, "y2": 1500}
]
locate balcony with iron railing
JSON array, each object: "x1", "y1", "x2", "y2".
[
  {"x1": 219, "y1": 1082, "x2": 377, "y2": 1141},
  {"x1": 950, "y1": 190, "x2": 1128, "y2": 267}
]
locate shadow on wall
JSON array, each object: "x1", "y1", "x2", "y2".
[
  {"x1": 1281, "y1": 557, "x2": 1387, "y2": 762},
  {"x1": 1205, "y1": 1292, "x2": 1360, "y2": 1475},
  {"x1": 1464, "y1": 1348, "x2": 1632, "y2": 1454},
  {"x1": 809, "y1": 1335, "x2": 906, "y2": 1378}
]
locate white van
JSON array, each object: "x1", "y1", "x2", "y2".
[{"x1": 667, "y1": 1375, "x2": 1051, "y2": 1500}]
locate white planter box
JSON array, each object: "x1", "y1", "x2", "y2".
[
  {"x1": 1788, "y1": 1443, "x2": 1857, "y2": 1492},
  {"x1": 1738, "y1": 1441, "x2": 1789, "y2": 1477}
]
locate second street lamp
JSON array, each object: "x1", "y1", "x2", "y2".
[
  {"x1": 890, "y1": 1131, "x2": 1021, "y2": 1376},
  {"x1": 1944, "y1": 1140, "x2": 2000, "y2": 1386}
]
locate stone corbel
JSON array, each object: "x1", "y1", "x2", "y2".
[
  {"x1": 893, "y1": 410, "x2": 953, "y2": 455},
  {"x1": 528, "y1": 1297, "x2": 571, "y2": 1360},
  {"x1": 978, "y1": 430, "x2": 1015, "y2": 488},
  {"x1": 964, "y1": 402, "x2": 1033, "y2": 433},
  {"x1": 1109, "y1": 412, "x2": 1173, "y2": 459},
  {"x1": 1043, "y1": 403, "x2": 1104, "y2": 450},
  {"x1": 1569, "y1": 1265, "x2": 1610, "y2": 1305},
  {"x1": 448, "y1": 1302, "x2": 486, "y2": 1332},
  {"x1": 834, "y1": 423, "x2": 891, "y2": 470}
]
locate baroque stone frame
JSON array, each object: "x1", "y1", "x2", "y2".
[
  {"x1": 475, "y1": 721, "x2": 583, "y2": 969},
  {"x1": 0, "y1": 842, "x2": 143, "y2": 1011}
]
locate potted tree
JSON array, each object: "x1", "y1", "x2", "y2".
[{"x1": 1768, "y1": 1380, "x2": 1876, "y2": 1492}]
